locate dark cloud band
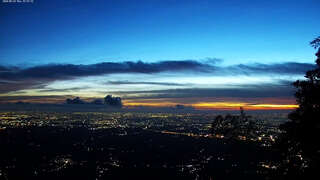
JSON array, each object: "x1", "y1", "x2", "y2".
[
  {"x1": 0, "y1": 60, "x2": 315, "y2": 93},
  {"x1": 113, "y1": 83, "x2": 295, "y2": 100}
]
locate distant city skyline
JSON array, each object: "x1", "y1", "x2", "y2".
[{"x1": 0, "y1": 0, "x2": 319, "y2": 110}]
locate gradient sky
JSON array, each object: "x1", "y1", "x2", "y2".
[{"x1": 0, "y1": 0, "x2": 319, "y2": 110}]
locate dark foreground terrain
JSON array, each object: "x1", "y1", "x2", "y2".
[{"x1": 0, "y1": 126, "x2": 279, "y2": 180}]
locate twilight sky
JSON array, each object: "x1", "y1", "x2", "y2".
[{"x1": 0, "y1": 0, "x2": 319, "y2": 110}]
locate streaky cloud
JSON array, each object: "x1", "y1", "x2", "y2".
[
  {"x1": 106, "y1": 81, "x2": 190, "y2": 86},
  {"x1": 0, "y1": 60, "x2": 315, "y2": 93},
  {"x1": 0, "y1": 60, "x2": 209, "y2": 93},
  {"x1": 37, "y1": 87, "x2": 88, "y2": 93},
  {"x1": 0, "y1": 60, "x2": 209, "y2": 80},
  {"x1": 230, "y1": 62, "x2": 315, "y2": 75},
  {"x1": 112, "y1": 81, "x2": 295, "y2": 99}
]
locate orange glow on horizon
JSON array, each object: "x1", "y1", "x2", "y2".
[
  {"x1": 250, "y1": 104, "x2": 298, "y2": 109},
  {"x1": 1, "y1": 97, "x2": 298, "y2": 111},
  {"x1": 124, "y1": 102, "x2": 178, "y2": 107},
  {"x1": 124, "y1": 101, "x2": 298, "y2": 110},
  {"x1": 191, "y1": 102, "x2": 298, "y2": 110}
]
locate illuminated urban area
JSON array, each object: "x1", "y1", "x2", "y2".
[
  {"x1": 0, "y1": 110, "x2": 288, "y2": 179},
  {"x1": 1, "y1": 0, "x2": 319, "y2": 179}
]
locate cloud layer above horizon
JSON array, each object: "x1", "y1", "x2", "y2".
[{"x1": 0, "y1": 59, "x2": 314, "y2": 108}]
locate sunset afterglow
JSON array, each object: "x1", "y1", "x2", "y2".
[
  {"x1": 0, "y1": 0, "x2": 317, "y2": 111},
  {"x1": 123, "y1": 101, "x2": 298, "y2": 110}
]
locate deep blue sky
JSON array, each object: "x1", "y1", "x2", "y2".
[
  {"x1": 0, "y1": 0, "x2": 319, "y2": 109},
  {"x1": 1, "y1": 0, "x2": 319, "y2": 65}
]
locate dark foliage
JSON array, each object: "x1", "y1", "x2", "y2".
[
  {"x1": 276, "y1": 37, "x2": 320, "y2": 179},
  {"x1": 210, "y1": 108, "x2": 259, "y2": 140}
]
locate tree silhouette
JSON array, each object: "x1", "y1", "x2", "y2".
[
  {"x1": 277, "y1": 37, "x2": 320, "y2": 178},
  {"x1": 210, "y1": 107, "x2": 258, "y2": 140}
]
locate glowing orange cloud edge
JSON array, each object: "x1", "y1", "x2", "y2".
[{"x1": 124, "y1": 102, "x2": 298, "y2": 110}]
